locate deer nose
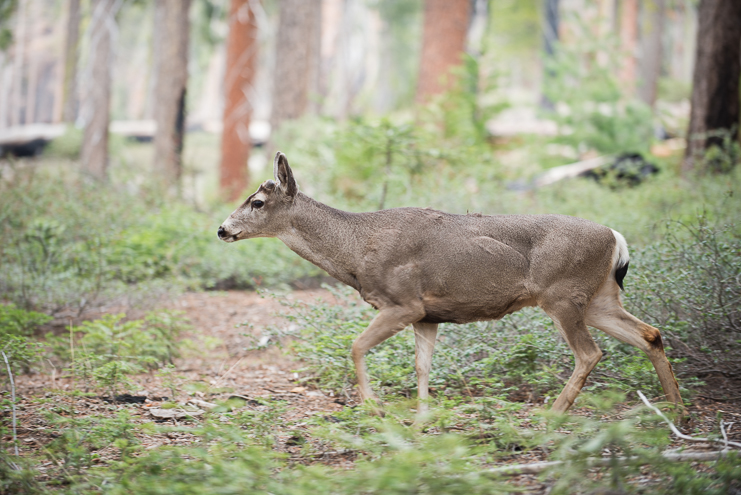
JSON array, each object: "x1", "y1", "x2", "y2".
[{"x1": 217, "y1": 226, "x2": 227, "y2": 239}]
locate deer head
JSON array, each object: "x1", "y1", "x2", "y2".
[{"x1": 217, "y1": 152, "x2": 298, "y2": 242}]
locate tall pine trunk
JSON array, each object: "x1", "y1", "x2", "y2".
[
  {"x1": 271, "y1": 0, "x2": 321, "y2": 132},
  {"x1": 81, "y1": 0, "x2": 115, "y2": 180},
  {"x1": 153, "y1": 0, "x2": 191, "y2": 186},
  {"x1": 638, "y1": 0, "x2": 665, "y2": 109},
  {"x1": 61, "y1": 0, "x2": 80, "y2": 123},
  {"x1": 220, "y1": 0, "x2": 258, "y2": 201},
  {"x1": 10, "y1": 0, "x2": 27, "y2": 126},
  {"x1": 619, "y1": 0, "x2": 639, "y2": 93},
  {"x1": 684, "y1": 0, "x2": 741, "y2": 172},
  {"x1": 416, "y1": 0, "x2": 470, "y2": 102}
]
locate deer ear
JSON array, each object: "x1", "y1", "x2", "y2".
[{"x1": 273, "y1": 151, "x2": 297, "y2": 197}]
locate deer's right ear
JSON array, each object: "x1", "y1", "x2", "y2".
[{"x1": 273, "y1": 151, "x2": 298, "y2": 197}]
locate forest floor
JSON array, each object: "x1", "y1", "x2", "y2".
[{"x1": 9, "y1": 289, "x2": 741, "y2": 492}]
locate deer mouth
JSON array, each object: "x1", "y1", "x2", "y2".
[
  {"x1": 218, "y1": 226, "x2": 242, "y2": 242},
  {"x1": 225, "y1": 231, "x2": 242, "y2": 242}
]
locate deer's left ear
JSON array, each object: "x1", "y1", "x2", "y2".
[{"x1": 273, "y1": 151, "x2": 297, "y2": 197}]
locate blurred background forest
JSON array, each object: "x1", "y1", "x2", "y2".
[
  {"x1": 2, "y1": 0, "x2": 739, "y2": 312},
  {"x1": 1, "y1": 1, "x2": 741, "y2": 493}
]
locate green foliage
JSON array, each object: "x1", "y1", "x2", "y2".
[
  {"x1": 0, "y1": 165, "x2": 321, "y2": 314},
  {"x1": 42, "y1": 125, "x2": 83, "y2": 160},
  {"x1": 42, "y1": 410, "x2": 138, "y2": 483},
  {"x1": 625, "y1": 217, "x2": 741, "y2": 377},
  {"x1": 0, "y1": 304, "x2": 50, "y2": 372},
  {"x1": 53, "y1": 311, "x2": 189, "y2": 396},
  {"x1": 544, "y1": 18, "x2": 654, "y2": 155},
  {"x1": 697, "y1": 128, "x2": 741, "y2": 174},
  {"x1": 0, "y1": 0, "x2": 16, "y2": 51}
]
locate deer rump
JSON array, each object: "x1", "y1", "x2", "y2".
[{"x1": 356, "y1": 209, "x2": 617, "y2": 325}]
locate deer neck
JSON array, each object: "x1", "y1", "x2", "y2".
[{"x1": 277, "y1": 193, "x2": 365, "y2": 290}]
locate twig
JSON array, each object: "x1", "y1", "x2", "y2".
[
  {"x1": 720, "y1": 422, "x2": 734, "y2": 450},
  {"x1": 487, "y1": 451, "x2": 732, "y2": 476},
  {"x1": 637, "y1": 391, "x2": 741, "y2": 449},
  {"x1": 1, "y1": 350, "x2": 19, "y2": 457}
]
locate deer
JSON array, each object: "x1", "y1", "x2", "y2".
[{"x1": 217, "y1": 152, "x2": 684, "y2": 416}]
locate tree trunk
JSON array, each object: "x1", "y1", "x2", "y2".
[
  {"x1": 153, "y1": 0, "x2": 191, "y2": 186},
  {"x1": 60, "y1": 0, "x2": 80, "y2": 123},
  {"x1": 81, "y1": 0, "x2": 115, "y2": 181},
  {"x1": 540, "y1": 0, "x2": 559, "y2": 110},
  {"x1": 683, "y1": 0, "x2": 741, "y2": 172},
  {"x1": 638, "y1": 0, "x2": 665, "y2": 109},
  {"x1": 619, "y1": 0, "x2": 639, "y2": 93},
  {"x1": 416, "y1": 0, "x2": 471, "y2": 102},
  {"x1": 11, "y1": 0, "x2": 27, "y2": 126},
  {"x1": 220, "y1": 0, "x2": 258, "y2": 201},
  {"x1": 271, "y1": 0, "x2": 321, "y2": 132}
]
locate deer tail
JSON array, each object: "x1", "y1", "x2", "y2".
[{"x1": 610, "y1": 229, "x2": 630, "y2": 291}]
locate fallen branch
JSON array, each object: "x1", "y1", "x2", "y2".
[
  {"x1": 1, "y1": 350, "x2": 20, "y2": 459},
  {"x1": 487, "y1": 451, "x2": 732, "y2": 476},
  {"x1": 637, "y1": 391, "x2": 741, "y2": 449}
]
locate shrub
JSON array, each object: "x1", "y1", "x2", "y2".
[
  {"x1": 624, "y1": 217, "x2": 741, "y2": 380},
  {"x1": 0, "y1": 304, "x2": 50, "y2": 372},
  {"x1": 0, "y1": 165, "x2": 321, "y2": 315}
]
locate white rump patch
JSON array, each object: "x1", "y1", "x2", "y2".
[{"x1": 610, "y1": 229, "x2": 630, "y2": 271}]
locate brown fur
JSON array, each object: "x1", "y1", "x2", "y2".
[{"x1": 219, "y1": 153, "x2": 684, "y2": 415}]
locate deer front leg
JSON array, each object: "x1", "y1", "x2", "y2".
[
  {"x1": 413, "y1": 322, "x2": 438, "y2": 415},
  {"x1": 351, "y1": 306, "x2": 423, "y2": 410}
]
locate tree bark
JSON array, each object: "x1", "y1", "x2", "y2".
[
  {"x1": 683, "y1": 0, "x2": 741, "y2": 172},
  {"x1": 11, "y1": 0, "x2": 27, "y2": 126},
  {"x1": 271, "y1": 0, "x2": 321, "y2": 132},
  {"x1": 81, "y1": 0, "x2": 115, "y2": 181},
  {"x1": 619, "y1": 0, "x2": 639, "y2": 93},
  {"x1": 638, "y1": 0, "x2": 665, "y2": 109},
  {"x1": 220, "y1": 0, "x2": 258, "y2": 201},
  {"x1": 60, "y1": 0, "x2": 80, "y2": 123},
  {"x1": 153, "y1": 0, "x2": 191, "y2": 185},
  {"x1": 540, "y1": 0, "x2": 559, "y2": 110},
  {"x1": 416, "y1": 0, "x2": 471, "y2": 102}
]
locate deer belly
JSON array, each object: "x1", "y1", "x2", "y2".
[{"x1": 420, "y1": 292, "x2": 533, "y2": 324}]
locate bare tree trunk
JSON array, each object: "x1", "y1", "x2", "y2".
[
  {"x1": 220, "y1": 0, "x2": 258, "y2": 201},
  {"x1": 619, "y1": 0, "x2": 639, "y2": 94},
  {"x1": 638, "y1": 0, "x2": 665, "y2": 109},
  {"x1": 153, "y1": 0, "x2": 191, "y2": 185},
  {"x1": 416, "y1": 0, "x2": 470, "y2": 102},
  {"x1": 271, "y1": 0, "x2": 321, "y2": 132},
  {"x1": 0, "y1": 54, "x2": 10, "y2": 128},
  {"x1": 11, "y1": 0, "x2": 27, "y2": 126},
  {"x1": 540, "y1": 0, "x2": 559, "y2": 110},
  {"x1": 81, "y1": 0, "x2": 115, "y2": 181},
  {"x1": 683, "y1": 0, "x2": 741, "y2": 172},
  {"x1": 60, "y1": 0, "x2": 80, "y2": 123}
]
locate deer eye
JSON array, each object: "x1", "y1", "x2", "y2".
[{"x1": 252, "y1": 200, "x2": 264, "y2": 209}]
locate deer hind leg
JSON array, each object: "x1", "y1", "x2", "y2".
[
  {"x1": 351, "y1": 306, "x2": 424, "y2": 407},
  {"x1": 585, "y1": 280, "x2": 683, "y2": 407},
  {"x1": 413, "y1": 322, "x2": 438, "y2": 415},
  {"x1": 543, "y1": 301, "x2": 603, "y2": 413}
]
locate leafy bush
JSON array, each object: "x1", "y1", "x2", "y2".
[
  {"x1": 0, "y1": 304, "x2": 50, "y2": 372},
  {"x1": 625, "y1": 217, "x2": 741, "y2": 380},
  {"x1": 543, "y1": 18, "x2": 654, "y2": 156},
  {"x1": 48, "y1": 311, "x2": 189, "y2": 396},
  {"x1": 0, "y1": 165, "x2": 321, "y2": 315},
  {"x1": 42, "y1": 410, "x2": 138, "y2": 483}
]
